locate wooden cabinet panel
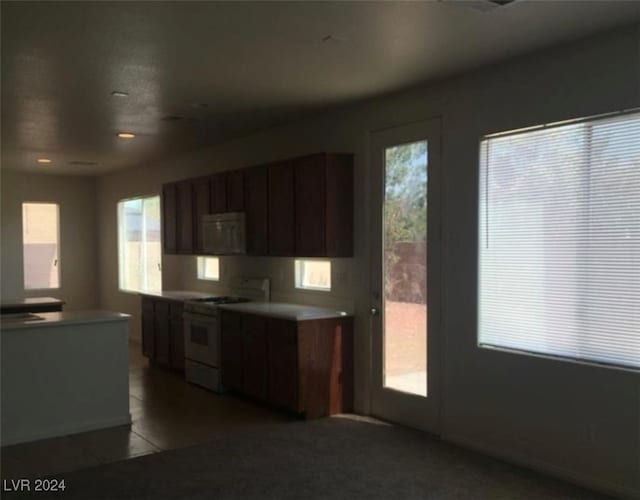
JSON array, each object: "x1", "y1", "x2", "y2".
[
  {"x1": 176, "y1": 180, "x2": 194, "y2": 253},
  {"x1": 220, "y1": 311, "x2": 243, "y2": 392},
  {"x1": 226, "y1": 170, "x2": 245, "y2": 211},
  {"x1": 142, "y1": 312, "x2": 155, "y2": 358},
  {"x1": 169, "y1": 301, "x2": 184, "y2": 370},
  {"x1": 162, "y1": 152, "x2": 352, "y2": 257},
  {"x1": 267, "y1": 319, "x2": 299, "y2": 411},
  {"x1": 154, "y1": 313, "x2": 170, "y2": 365},
  {"x1": 242, "y1": 315, "x2": 267, "y2": 400},
  {"x1": 169, "y1": 318, "x2": 184, "y2": 371},
  {"x1": 210, "y1": 173, "x2": 227, "y2": 213},
  {"x1": 141, "y1": 298, "x2": 185, "y2": 371},
  {"x1": 294, "y1": 154, "x2": 326, "y2": 257},
  {"x1": 244, "y1": 167, "x2": 268, "y2": 255},
  {"x1": 326, "y1": 155, "x2": 354, "y2": 257},
  {"x1": 162, "y1": 183, "x2": 178, "y2": 254},
  {"x1": 193, "y1": 177, "x2": 211, "y2": 254},
  {"x1": 268, "y1": 161, "x2": 295, "y2": 256}
]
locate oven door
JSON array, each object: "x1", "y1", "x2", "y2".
[{"x1": 183, "y1": 312, "x2": 220, "y2": 367}]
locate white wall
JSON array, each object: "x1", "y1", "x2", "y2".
[
  {"x1": 96, "y1": 26, "x2": 639, "y2": 496},
  {"x1": 1, "y1": 171, "x2": 99, "y2": 310}
]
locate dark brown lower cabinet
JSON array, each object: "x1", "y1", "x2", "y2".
[
  {"x1": 140, "y1": 296, "x2": 186, "y2": 372},
  {"x1": 220, "y1": 310, "x2": 353, "y2": 419},
  {"x1": 141, "y1": 298, "x2": 155, "y2": 358},
  {"x1": 267, "y1": 319, "x2": 299, "y2": 411}
]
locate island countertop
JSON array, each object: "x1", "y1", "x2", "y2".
[
  {"x1": 217, "y1": 302, "x2": 350, "y2": 321},
  {"x1": 139, "y1": 290, "x2": 215, "y2": 301},
  {"x1": 1, "y1": 310, "x2": 131, "y2": 331}
]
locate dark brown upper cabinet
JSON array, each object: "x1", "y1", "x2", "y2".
[
  {"x1": 244, "y1": 166, "x2": 268, "y2": 255},
  {"x1": 162, "y1": 183, "x2": 178, "y2": 254},
  {"x1": 176, "y1": 180, "x2": 194, "y2": 254},
  {"x1": 161, "y1": 152, "x2": 353, "y2": 257},
  {"x1": 295, "y1": 153, "x2": 353, "y2": 257},
  {"x1": 210, "y1": 173, "x2": 227, "y2": 213},
  {"x1": 268, "y1": 160, "x2": 295, "y2": 256},
  {"x1": 193, "y1": 176, "x2": 211, "y2": 254},
  {"x1": 226, "y1": 170, "x2": 245, "y2": 212}
]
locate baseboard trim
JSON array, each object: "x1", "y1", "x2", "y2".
[
  {"x1": 2, "y1": 414, "x2": 132, "y2": 447},
  {"x1": 444, "y1": 432, "x2": 638, "y2": 499}
]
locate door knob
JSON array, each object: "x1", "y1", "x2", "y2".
[{"x1": 370, "y1": 307, "x2": 379, "y2": 316}]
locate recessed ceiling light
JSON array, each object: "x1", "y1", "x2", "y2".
[
  {"x1": 110, "y1": 91, "x2": 129, "y2": 97},
  {"x1": 117, "y1": 132, "x2": 136, "y2": 139},
  {"x1": 37, "y1": 158, "x2": 52, "y2": 164}
]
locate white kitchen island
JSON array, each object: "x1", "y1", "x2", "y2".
[{"x1": 1, "y1": 310, "x2": 131, "y2": 446}]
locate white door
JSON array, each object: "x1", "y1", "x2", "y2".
[{"x1": 369, "y1": 118, "x2": 442, "y2": 433}]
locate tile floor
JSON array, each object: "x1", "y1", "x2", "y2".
[{"x1": 1, "y1": 342, "x2": 294, "y2": 479}]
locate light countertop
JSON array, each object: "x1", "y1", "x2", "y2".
[
  {"x1": 139, "y1": 290, "x2": 215, "y2": 301},
  {"x1": 218, "y1": 302, "x2": 350, "y2": 321},
  {"x1": 1, "y1": 297, "x2": 64, "y2": 307},
  {"x1": 1, "y1": 310, "x2": 131, "y2": 331}
]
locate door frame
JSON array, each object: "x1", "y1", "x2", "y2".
[{"x1": 368, "y1": 117, "x2": 444, "y2": 434}]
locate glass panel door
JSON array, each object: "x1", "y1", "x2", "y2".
[
  {"x1": 384, "y1": 141, "x2": 428, "y2": 397},
  {"x1": 370, "y1": 118, "x2": 442, "y2": 433}
]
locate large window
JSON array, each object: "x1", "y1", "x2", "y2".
[
  {"x1": 479, "y1": 111, "x2": 640, "y2": 370},
  {"x1": 118, "y1": 196, "x2": 162, "y2": 293},
  {"x1": 22, "y1": 202, "x2": 60, "y2": 290}
]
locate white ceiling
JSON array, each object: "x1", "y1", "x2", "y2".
[{"x1": 1, "y1": 1, "x2": 639, "y2": 175}]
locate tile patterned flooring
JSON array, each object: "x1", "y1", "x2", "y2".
[{"x1": 1, "y1": 343, "x2": 294, "y2": 479}]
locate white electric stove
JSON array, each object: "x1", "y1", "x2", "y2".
[{"x1": 182, "y1": 277, "x2": 270, "y2": 392}]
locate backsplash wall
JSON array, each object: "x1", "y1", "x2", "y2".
[{"x1": 178, "y1": 255, "x2": 357, "y2": 313}]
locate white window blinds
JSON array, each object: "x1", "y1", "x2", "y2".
[{"x1": 478, "y1": 111, "x2": 640, "y2": 370}]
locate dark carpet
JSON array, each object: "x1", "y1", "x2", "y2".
[{"x1": 5, "y1": 416, "x2": 608, "y2": 500}]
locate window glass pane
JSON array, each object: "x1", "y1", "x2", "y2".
[
  {"x1": 197, "y1": 256, "x2": 220, "y2": 281},
  {"x1": 22, "y1": 203, "x2": 60, "y2": 289},
  {"x1": 383, "y1": 140, "x2": 428, "y2": 396},
  {"x1": 295, "y1": 260, "x2": 331, "y2": 291},
  {"x1": 479, "y1": 112, "x2": 640, "y2": 369},
  {"x1": 118, "y1": 196, "x2": 162, "y2": 293}
]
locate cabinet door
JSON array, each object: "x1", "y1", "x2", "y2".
[
  {"x1": 141, "y1": 298, "x2": 155, "y2": 359},
  {"x1": 220, "y1": 311, "x2": 243, "y2": 392},
  {"x1": 193, "y1": 177, "x2": 211, "y2": 254},
  {"x1": 162, "y1": 183, "x2": 178, "y2": 254},
  {"x1": 154, "y1": 301, "x2": 170, "y2": 365},
  {"x1": 210, "y1": 173, "x2": 227, "y2": 213},
  {"x1": 244, "y1": 167, "x2": 268, "y2": 255},
  {"x1": 267, "y1": 319, "x2": 299, "y2": 411},
  {"x1": 176, "y1": 180, "x2": 194, "y2": 254},
  {"x1": 169, "y1": 301, "x2": 185, "y2": 371},
  {"x1": 226, "y1": 170, "x2": 245, "y2": 212},
  {"x1": 268, "y1": 161, "x2": 295, "y2": 256},
  {"x1": 242, "y1": 314, "x2": 268, "y2": 400},
  {"x1": 169, "y1": 318, "x2": 184, "y2": 371},
  {"x1": 295, "y1": 154, "x2": 326, "y2": 256}
]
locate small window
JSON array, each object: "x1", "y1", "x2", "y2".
[
  {"x1": 197, "y1": 256, "x2": 220, "y2": 281},
  {"x1": 295, "y1": 260, "x2": 331, "y2": 291},
  {"x1": 22, "y1": 202, "x2": 60, "y2": 290},
  {"x1": 117, "y1": 196, "x2": 162, "y2": 293}
]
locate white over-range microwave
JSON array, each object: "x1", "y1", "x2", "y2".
[{"x1": 201, "y1": 212, "x2": 246, "y2": 255}]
